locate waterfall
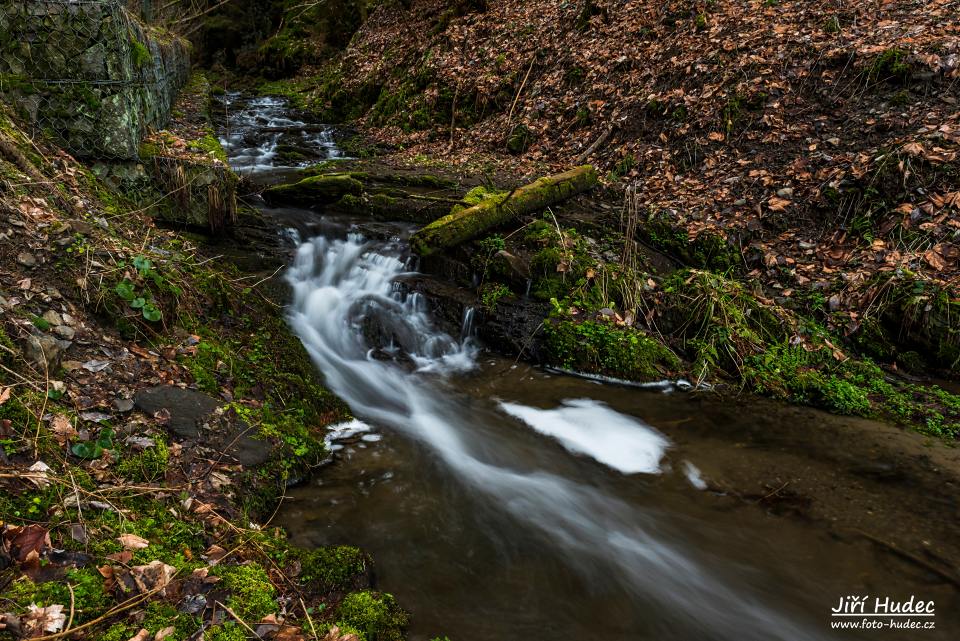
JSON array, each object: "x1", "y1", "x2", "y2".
[{"x1": 286, "y1": 233, "x2": 826, "y2": 641}]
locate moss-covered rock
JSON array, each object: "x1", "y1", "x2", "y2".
[
  {"x1": 263, "y1": 173, "x2": 364, "y2": 207},
  {"x1": 0, "y1": 2, "x2": 190, "y2": 159}
]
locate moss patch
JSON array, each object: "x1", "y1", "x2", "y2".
[{"x1": 336, "y1": 590, "x2": 407, "y2": 641}]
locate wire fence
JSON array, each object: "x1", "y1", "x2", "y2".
[{"x1": 0, "y1": 0, "x2": 190, "y2": 160}]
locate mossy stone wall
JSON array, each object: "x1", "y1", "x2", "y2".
[{"x1": 0, "y1": 0, "x2": 190, "y2": 159}]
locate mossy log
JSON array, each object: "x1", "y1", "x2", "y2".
[
  {"x1": 410, "y1": 165, "x2": 598, "y2": 256},
  {"x1": 262, "y1": 174, "x2": 364, "y2": 207}
]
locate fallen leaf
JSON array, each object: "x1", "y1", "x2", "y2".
[
  {"x1": 27, "y1": 461, "x2": 52, "y2": 488},
  {"x1": 127, "y1": 629, "x2": 151, "y2": 641},
  {"x1": 4, "y1": 525, "x2": 51, "y2": 562},
  {"x1": 23, "y1": 604, "x2": 66, "y2": 634},
  {"x1": 81, "y1": 360, "x2": 111, "y2": 373},
  {"x1": 118, "y1": 534, "x2": 150, "y2": 551},
  {"x1": 50, "y1": 414, "x2": 77, "y2": 445},
  {"x1": 130, "y1": 560, "x2": 177, "y2": 594},
  {"x1": 767, "y1": 196, "x2": 791, "y2": 211},
  {"x1": 154, "y1": 626, "x2": 176, "y2": 640},
  {"x1": 0, "y1": 387, "x2": 10, "y2": 406},
  {"x1": 322, "y1": 626, "x2": 361, "y2": 641},
  {"x1": 924, "y1": 248, "x2": 947, "y2": 271}
]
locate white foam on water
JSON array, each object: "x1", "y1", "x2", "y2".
[
  {"x1": 499, "y1": 399, "x2": 670, "y2": 474},
  {"x1": 683, "y1": 461, "x2": 709, "y2": 490}
]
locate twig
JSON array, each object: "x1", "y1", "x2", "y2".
[
  {"x1": 508, "y1": 56, "x2": 536, "y2": 123},
  {"x1": 575, "y1": 122, "x2": 616, "y2": 164},
  {"x1": 64, "y1": 584, "x2": 75, "y2": 635},
  {"x1": 449, "y1": 83, "x2": 460, "y2": 148},
  {"x1": 300, "y1": 597, "x2": 319, "y2": 641},
  {"x1": 29, "y1": 586, "x2": 165, "y2": 641},
  {"x1": 215, "y1": 601, "x2": 260, "y2": 638},
  {"x1": 854, "y1": 530, "x2": 960, "y2": 589}
]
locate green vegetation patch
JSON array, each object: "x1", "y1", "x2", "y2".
[
  {"x1": 545, "y1": 319, "x2": 680, "y2": 381},
  {"x1": 214, "y1": 563, "x2": 278, "y2": 621},
  {"x1": 336, "y1": 590, "x2": 408, "y2": 641}
]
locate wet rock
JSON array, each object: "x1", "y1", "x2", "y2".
[
  {"x1": 134, "y1": 386, "x2": 219, "y2": 439},
  {"x1": 134, "y1": 385, "x2": 271, "y2": 466},
  {"x1": 478, "y1": 296, "x2": 552, "y2": 359},
  {"x1": 494, "y1": 250, "x2": 531, "y2": 287}
]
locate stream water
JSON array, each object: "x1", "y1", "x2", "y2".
[{"x1": 218, "y1": 97, "x2": 958, "y2": 641}]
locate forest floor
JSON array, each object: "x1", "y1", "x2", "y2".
[{"x1": 0, "y1": 81, "x2": 404, "y2": 641}]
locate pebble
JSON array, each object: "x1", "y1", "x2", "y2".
[
  {"x1": 114, "y1": 398, "x2": 135, "y2": 413},
  {"x1": 54, "y1": 325, "x2": 76, "y2": 340},
  {"x1": 826, "y1": 137, "x2": 841, "y2": 146},
  {"x1": 733, "y1": 198, "x2": 747, "y2": 206},
  {"x1": 16, "y1": 252, "x2": 37, "y2": 267},
  {"x1": 776, "y1": 187, "x2": 794, "y2": 198},
  {"x1": 43, "y1": 310, "x2": 63, "y2": 326}
]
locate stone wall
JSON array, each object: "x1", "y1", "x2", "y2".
[{"x1": 0, "y1": 0, "x2": 190, "y2": 159}]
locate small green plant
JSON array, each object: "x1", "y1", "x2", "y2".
[
  {"x1": 72, "y1": 427, "x2": 117, "y2": 459},
  {"x1": 480, "y1": 282, "x2": 512, "y2": 311},
  {"x1": 113, "y1": 254, "x2": 169, "y2": 322},
  {"x1": 28, "y1": 314, "x2": 51, "y2": 331}
]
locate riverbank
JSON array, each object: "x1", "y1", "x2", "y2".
[{"x1": 0, "y1": 87, "x2": 407, "y2": 640}]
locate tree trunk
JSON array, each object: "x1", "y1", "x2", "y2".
[{"x1": 410, "y1": 165, "x2": 598, "y2": 256}]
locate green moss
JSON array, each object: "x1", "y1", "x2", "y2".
[
  {"x1": 263, "y1": 174, "x2": 364, "y2": 206},
  {"x1": 131, "y1": 39, "x2": 152, "y2": 68},
  {"x1": 545, "y1": 319, "x2": 680, "y2": 380},
  {"x1": 336, "y1": 591, "x2": 407, "y2": 641},
  {"x1": 450, "y1": 185, "x2": 507, "y2": 216},
  {"x1": 115, "y1": 439, "x2": 170, "y2": 483},
  {"x1": 204, "y1": 623, "x2": 248, "y2": 641},
  {"x1": 100, "y1": 603, "x2": 198, "y2": 641},
  {"x1": 188, "y1": 132, "x2": 229, "y2": 163},
  {"x1": 292, "y1": 545, "x2": 367, "y2": 590},
  {"x1": 214, "y1": 563, "x2": 277, "y2": 621},
  {"x1": 640, "y1": 215, "x2": 740, "y2": 272},
  {"x1": 4, "y1": 569, "x2": 111, "y2": 624},
  {"x1": 870, "y1": 48, "x2": 912, "y2": 83},
  {"x1": 744, "y1": 344, "x2": 960, "y2": 437}
]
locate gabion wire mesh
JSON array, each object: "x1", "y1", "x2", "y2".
[{"x1": 0, "y1": 0, "x2": 190, "y2": 160}]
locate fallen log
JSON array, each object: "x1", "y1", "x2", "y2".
[{"x1": 410, "y1": 165, "x2": 599, "y2": 256}]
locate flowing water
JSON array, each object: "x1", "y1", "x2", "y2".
[{"x1": 218, "y1": 98, "x2": 959, "y2": 641}]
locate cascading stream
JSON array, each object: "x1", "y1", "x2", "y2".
[{"x1": 286, "y1": 233, "x2": 829, "y2": 641}]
